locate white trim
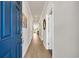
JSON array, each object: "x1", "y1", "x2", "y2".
[
  {"x1": 40, "y1": 2, "x2": 48, "y2": 20},
  {"x1": 26, "y1": 2, "x2": 33, "y2": 21}
]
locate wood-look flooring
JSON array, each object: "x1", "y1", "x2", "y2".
[{"x1": 24, "y1": 33, "x2": 52, "y2": 58}]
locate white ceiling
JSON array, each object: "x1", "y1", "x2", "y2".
[{"x1": 28, "y1": 1, "x2": 46, "y2": 22}]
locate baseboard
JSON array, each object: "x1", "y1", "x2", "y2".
[
  {"x1": 48, "y1": 49, "x2": 52, "y2": 57},
  {"x1": 22, "y1": 38, "x2": 32, "y2": 57}
]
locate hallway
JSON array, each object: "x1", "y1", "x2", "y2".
[
  {"x1": 24, "y1": 33, "x2": 52, "y2": 58},
  {"x1": 22, "y1": 1, "x2": 53, "y2": 58}
]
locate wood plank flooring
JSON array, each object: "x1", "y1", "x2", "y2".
[{"x1": 24, "y1": 33, "x2": 52, "y2": 58}]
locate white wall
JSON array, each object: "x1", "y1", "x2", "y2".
[
  {"x1": 40, "y1": 2, "x2": 54, "y2": 51},
  {"x1": 39, "y1": 2, "x2": 48, "y2": 49},
  {"x1": 54, "y1": 2, "x2": 79, "y2": 58},
  {"x1": 22, "y1": 2, "x2": 33, "y2": 57},
  {"x1": 39, "y1": 2, "x2": 48, "y2": 41}
]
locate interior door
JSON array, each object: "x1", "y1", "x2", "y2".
[{"x1": 0, "y1": 1, "x2": 22, "y2": 58}]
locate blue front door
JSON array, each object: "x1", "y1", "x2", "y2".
[{"x1": 0, "y1": 1, "x2": 22, "y2": 58}]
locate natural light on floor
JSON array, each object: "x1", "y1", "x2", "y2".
[{"x1": 33, "y1": 33, "x2": 39, "y2": 44}]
